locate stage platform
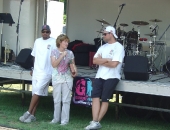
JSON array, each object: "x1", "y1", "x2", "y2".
[{"x1": 0, "y1": 64, "x2": 170, "y2": 97}]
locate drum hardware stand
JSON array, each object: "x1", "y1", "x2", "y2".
[
  {"x1": 133, "y1": 26, "x2": 140, "y2": 55},
  {"x1": 147, "y1": 35, "x2": 157, "y2": 74},
  {"x1": 149, "y1": 22, "x2": 159, "y2": 74},
  {"x1": 100, "y1": 22, "x2": 104, "y2": 46},
  {"x1": 96, "y1": 20, "x2": 106, "y2": 46},
  {"x1": 120, "y1": 26, "x2": 126, "y2": 47},
  {"x1": 120, "y1": 35, "x2": 126, "y2": 47}
]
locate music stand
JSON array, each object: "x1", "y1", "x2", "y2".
[{"x1": 0, "y1": 13, "x2": 15, "y2": 63}]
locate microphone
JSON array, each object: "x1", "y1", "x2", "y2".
[
  {"x1": 64, "y1": 49, "x2": 67, "y2": 60},
  {"x1": 138, "y1": 29, "x2": 140, "y2": 38},
  {"x1": 119, "y1": 3, "x2": 126, "y2": 7},
  {"x1": 149, "y1": 25, "x2": 154, "y2": 29},
  {"x1": 132, "y1": 27, "x2": 135, "y2": 32}
]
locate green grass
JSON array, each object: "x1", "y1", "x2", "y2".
[{"x1": 0, "y1": 92, "x2": 170, "y2": 130}]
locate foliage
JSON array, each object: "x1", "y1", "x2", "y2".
[
  {"x1": 0, "y1": 92, "x2": 170, "y2": 130},
  {"x1": 63, "y1": 14, "x2": 67, "y2": 24}
]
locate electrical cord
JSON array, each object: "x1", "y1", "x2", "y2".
[{"x1": 64, "y1": 73, "x2": 72, "y2": 92}]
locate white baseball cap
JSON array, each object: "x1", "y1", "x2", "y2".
[{"x1": 104, "y1": 26, "x2": 118, "y2": 38}]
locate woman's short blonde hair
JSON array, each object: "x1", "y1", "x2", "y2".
[{"x1": 56, "y1": 34, "x2": 70, "y2": 47}]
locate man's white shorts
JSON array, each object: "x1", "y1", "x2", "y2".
[{"x1": 32, "y1": 74, "x2": 52, "y2": 96}]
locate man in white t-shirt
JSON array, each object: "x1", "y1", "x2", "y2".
[
  {"x1": 19, "y1": 25, "x2": 56, "y2": 123},
  {"x1": 84, "y1": 26, "x2": 125, "y2": 130}
]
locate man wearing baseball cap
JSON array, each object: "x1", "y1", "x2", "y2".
[
  {"x1": 19, "y1": 25, "x2": 56, "y2": 123},
  {"x1": 84, "y1": 26, "x2": 125, "y2": 130}
]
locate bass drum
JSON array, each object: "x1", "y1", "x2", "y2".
[{"x1": 126, "y1": 31, "x2": 138, "y2": 44}]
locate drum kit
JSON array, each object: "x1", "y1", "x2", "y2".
[{"x1": 96, "y1": 18, "x2": 163, "y2": 73}]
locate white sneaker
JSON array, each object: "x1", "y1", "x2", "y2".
[
  {"x1": 60, "y1": 122, "x2": 68, "y2": 126},
  {"x1": 50, "y1": 119, "x2": 60, "y2": 124},
  {"x1": 19, "y1": 111, "x2": 30, "y2": 122},
  {"x1": 84, "y1": 121, "x2": 102, "y2": 130},
  {"x1": 24, "y1": 115, "x2": 36, "y2": 123}
]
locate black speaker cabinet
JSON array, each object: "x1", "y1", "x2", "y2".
[
  {"x1": 15, "y1": 48, "x2": 33, "y2": 69},
  {"x1": 124, "y1": 56, "x2": 149, "y2": 81}
]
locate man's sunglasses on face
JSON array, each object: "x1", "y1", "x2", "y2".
[{"x1": 102, "y1": 32, "x2": 110, "y2": 36}]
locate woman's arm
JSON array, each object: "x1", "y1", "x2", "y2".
[
  {"x1": 70, "y1": 59, "x2": 77, "y2": 77},
  {"x1": 51, "y1": 51, "x2": 67, "y2": 68}
]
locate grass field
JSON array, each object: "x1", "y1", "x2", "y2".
[{"x1": 0, "y1": 91, "x2": 170, "y2": 130}]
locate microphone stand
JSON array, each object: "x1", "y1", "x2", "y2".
[
  {"x1": 16, "y1": 0, "x2": 24, "y2": 57},
  {"x1": 152, "y1": 24, "x2": 158, "y2": 36},
  {"x1": 114, "y1": 5, "x2": 125, "y2": 29},
  {"x1": 159, "y1": 24, "x2": 170, "y2": 40}
]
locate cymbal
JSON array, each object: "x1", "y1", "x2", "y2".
[
  {"x1": 145, "y1": 33, "x2": 155, "y2": 37},
  {"x1": 96, "y1": 19, "x2": 110, "y2": 25},
  {"x1": 120, "y1": 23, "x2": 128, "y2": 27},
  {"x1": 149, "y1": 19, "x2": 162, "y2": 22},
  {"x1": 132, "y1": 21, "x2": 149, "y2": 25}
]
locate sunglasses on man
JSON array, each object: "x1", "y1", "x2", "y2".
[
  {"x1": 42, "y1": 31, "x2": 50, "y2": 34},
  {"x1": 102, "y1": 32, "x2": 110, "y2": 36}
]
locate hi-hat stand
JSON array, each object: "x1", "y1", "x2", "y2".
[
  {"x1": 0, "y1": 13, "x2": 15, "y2": 63},
  {"x1": 147, "y1": 35, "x2": 158, "y2": 74}
]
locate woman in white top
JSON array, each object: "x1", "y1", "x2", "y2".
[{"x1": 50, "y1": 34, "x2": 77, "y2": 125}]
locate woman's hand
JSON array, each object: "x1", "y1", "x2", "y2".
[
  {"x1": 71, "y1": 71, "x2": 77, "y2": 77},
  {"x1": 61, "y1": 51, "x2": 67, "y2": 58}
]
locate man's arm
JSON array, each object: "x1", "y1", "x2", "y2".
[
  {"x1": 93, "y1": 54, "x2": 108, "y2": 65},
  {"x1": 93, "y1": 58, "x2": 108, "y2": 65},
  {"x1": 32, "y1": 57, "x2": 35, "y2": 66},
  {"x1": 102, "y1": 61, "x2": 120, "y2": 68},
  {"x1": 30, "y1": 57, "x2": 35, "y2": 76}
]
